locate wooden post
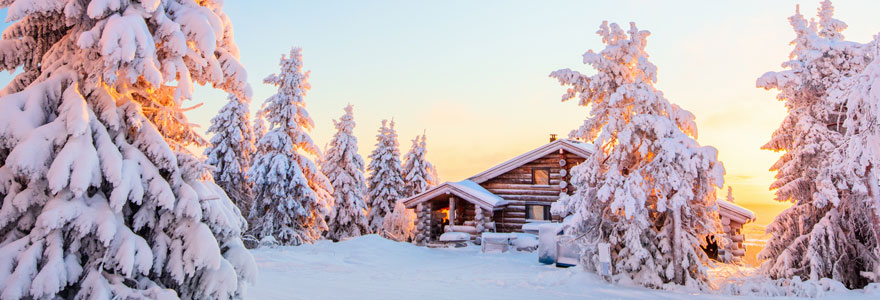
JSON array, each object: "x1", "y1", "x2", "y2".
[
  {"x1": 448, "y1": 197, "x2": 456, "y2": 226},
  {"x1": 486, "y1": 209, "x2": 494, "y2": 232},
  {"x1": 423, "y1": 204, "x2": 431, "y2": 243},
  {"x1": 475, "y1": 206, "x2": 485, "y2": 233},
  {"x1": 415, "y1": 203, "x2": 430, "y2": 245},
  {"x1": 415, "y1": 204, "x2": 424, "y2": 245}
]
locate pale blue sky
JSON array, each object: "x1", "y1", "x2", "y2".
[{"x1": 3, "y1": 1, "x2": 880, "y2": 221}]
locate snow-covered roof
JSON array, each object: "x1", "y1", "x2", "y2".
[
  {"x1": 402, "y1": 180, "x2": 508, "y2": 211},
  {"x1": 468, "y1": 139, "x2": 595, "y2": 184},
  {"x1": 718, "y1": 200, "x2": 755, "y2": 225}
]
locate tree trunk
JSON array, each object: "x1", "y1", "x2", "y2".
[
  {"x1": 866, "y1": 165, "x2": 880, "y2": 282},
  {"x1": 672, "y1": 206, "x2": 684, "y2": 285}
]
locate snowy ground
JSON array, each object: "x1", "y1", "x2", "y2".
[{"x1": 248, "y1": 235, "x2": 875, "y2": 300}]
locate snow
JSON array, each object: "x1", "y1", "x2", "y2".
[
  {"x1": 247, "y1": 235, "x2": 878, "y2": 300},
  {"x1": 539, "y1": 223, "x2": 564, "y2": 264},
  {"x1": 562, "y1": 139, "x2": 597, "y2": 154},
  {"x1": 438, "y1": 232, "x2": 470, "y2": 242},
  {"x1": 449, "y1": 180, "x2": 508, "y2": 208},
  {"x1": 522, "y1": 221, "x2": 552, "y2": 234},
  {"x1": 717, "y1": 199, "x2": 755, "y2": 222},
  {"x1": 511, "y1": 233, "x2": 539, "y2": 251}
]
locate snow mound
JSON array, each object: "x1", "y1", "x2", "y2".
[{"x1": 248, "y1": 236, "x2": 880, "y2": 300}]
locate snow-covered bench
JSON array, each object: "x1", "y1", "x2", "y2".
[
  {"x1": 510, "y1": 233, "x2": 538, "y2": 252},
  {"x1": 430, "y1": 232, "x2": 470, "y2": 248},
  {"x1": 481, "y1": 233, "x2": 511, "y2": 253},
  {"x1": 444, "y1": 225, "x2": 478, "y2": 235}
]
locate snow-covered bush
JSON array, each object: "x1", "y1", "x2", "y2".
[
  {"x1": 0, "y1": 0, "x2": 256, "y2": 298},
  {"x1": 383, "y1": 200, "x2": 417, "y2": 242},
  {"x1": 321, "y1": 105, "x2": 370, "y2": 241},
  {"x1": 757, "y1": 1, "x2": 879, "y2": 288},
  {"x1": 248, "y1": 48, "x2": 332, "y2": 246},
  {"x1": 205, "y1": 94, "x2": 256, "y2": 218},
  {"x1": 549, "y1": 21, "x2": 725, "y2": 290},
  {"x1": 719, "y1": 272, "x2": 849, "y2": 298},
  {"x1": 366, "y1": 120, "x2": 405, "y2": 233}
]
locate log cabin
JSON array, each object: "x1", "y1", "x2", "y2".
[{"x1": 401, "y1": 136, "x2": 756, "y2": 262}]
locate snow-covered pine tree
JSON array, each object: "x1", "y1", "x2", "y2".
[
  {"x1": 383, "y1": 199, "x2": 417, "y2": 242},
  {"x1": 401, "y1": 133, "x2": 439, "y2": 198},
  {"x1": 0, "y1": 1, "x2": 257, "y2": 299},
  {"x1": 248, "y1": 48, "x2": 333, "y2": 246},
  {"x1": 366, "y1": 120, "x2": 406, "y2": 233},
  {"x1": 815, "y1": 36, "x2": 880, "y2": 286},
  {"x1": 756, "y1": 1, "x2": 876, "y2": 288},
  {"x1": 549, "y1": 21, "x2": 725, "y2": 289},
  {"x1": 205, "y1": 94, "x2": 256, "y2": 218},
  {"x1": 321, "y1": 105, "x2": 370, "y2": 241}
]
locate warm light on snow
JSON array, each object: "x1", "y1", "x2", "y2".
[{"x1": 2, "y1": 0, "x2": 880, "y2": 297}]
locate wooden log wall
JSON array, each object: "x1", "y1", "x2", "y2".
[
  {"x1": 719, "y1": 216, "x2": 748, "y2": 262},
  {"x1": 460, "y1": 202, "x2": 476, "y2": 225},
  {"x1": 480, "y1": 150, "x2": 585, "y2": 233}
]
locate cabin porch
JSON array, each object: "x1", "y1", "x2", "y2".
[
  {"x1": 403, "y1": 180, "x2": 507, "y2": 245},
  {"x1": 418, "y1": 196, "x2": 493, "y2": 242}
]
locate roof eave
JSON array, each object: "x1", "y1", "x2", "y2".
[{"x1": 402, "y1": 183, "x2": 506, "y2": 211}]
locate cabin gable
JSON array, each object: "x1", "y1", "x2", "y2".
[{"x1": 479, "y1": 150, "x2": 586, "y2": 232}]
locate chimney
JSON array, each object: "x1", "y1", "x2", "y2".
[{"x1": 549, "y1": 133, "x2": 558, "y2": 142}]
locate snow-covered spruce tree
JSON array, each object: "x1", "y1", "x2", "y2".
[
  {"x1": 321, "y1": 105, "x2": 370, "y2": 241},
  {"x1": 247, "y1": 48, "x2": 332, "y2": 246},
  {"x1": 401, "y1": 133, "x2": 439, "y2": 198},
  {"x1": 366, "y1": 120, "x2": 406, "y2": 233},
  {"x1": 549, "y1": 21, "x2": 725, "y2": 289},
  {"x1": 0, "y1": 1, "x2": 257, "y2": 299},
  {"x1": 205, "y1": 94, "x2": 256, "y2": 218},
  {"x1": 806, "y1": 34, "x2": 880, "y2": 288},
  {"x1": 756, "y1": 1, "x2": 876, "y2": 288}
]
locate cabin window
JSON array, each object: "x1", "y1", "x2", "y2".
[
  {"x1": 532, "y1": 168, "x2": 550, "y2": 185},
  {"x1": 526, "y1": 204, "x2": 551, "y2": 221}
]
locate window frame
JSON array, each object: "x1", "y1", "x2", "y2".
[
  {"x1": 531, "y1": 167, "x2": 551, "y2": 186},
  {"x1": 525, "y1": 204, "x2": 551, "y2": 221}
]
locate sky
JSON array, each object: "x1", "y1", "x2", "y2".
[{"x1": 3, "y1": 1, "x2": 880, "y2": 227}]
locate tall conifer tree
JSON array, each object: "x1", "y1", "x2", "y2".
[
  {"x1": 550, "y1": 21, "x2": 725, "y2": 289},
  {"x1": 322, "y1": 105, "x2": 370, "y2": 241},
  {"x1": 0, "y1": 1, "x2": 257, "y2": 298},
  {"x1": 248, "y1": 48, "x2": 332, "y2": 246},
  {"x1": 366, "y1": 120, "x2": 405, "y2": 233}
]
